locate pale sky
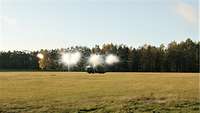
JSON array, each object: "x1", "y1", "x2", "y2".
[{"x1": 0, "y1": 0, "x2": 199, "y2": 51}]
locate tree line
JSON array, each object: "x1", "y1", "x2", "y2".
[{"x1": 0, "y1": 38, "x2": 199, "y2": 72}]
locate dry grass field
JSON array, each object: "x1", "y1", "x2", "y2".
[{"x1": 0, "y1": 72, "x2": 199, "y2": 113}]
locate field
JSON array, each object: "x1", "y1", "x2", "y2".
[{"x1": 0, "y1": 72, "x2": 199, "y2": 113}]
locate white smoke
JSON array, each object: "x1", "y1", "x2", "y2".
[
  {"x1": 61, "y1": 52, "x2": 81, "y2": 70},
  {"x1": 88, "y1": 54, "x2": 104, "y2": 67},
  {"x1": 37, "y1": 53, "x2": 44, "y2": 59},
  {"x1": 105, "y1": 54, "x2": 119, "y2": 65}
]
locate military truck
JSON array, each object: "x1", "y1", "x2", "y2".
[{"x1": 85, "y1": 65, "x2": 105, "y2": 74}]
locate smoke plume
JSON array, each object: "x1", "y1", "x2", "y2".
[
  {"x1": 37, "y1": 53, "x2": 44, "y2": 59},
  {"x1": 88, "y1": 54, "x2": 104, "y2": 67},
  {"x1": 61, "y1": 52, "x2": 81, "y2": 70},
  {"x1": 105, "y1": 54, "x2": 119, "y2": 65}
]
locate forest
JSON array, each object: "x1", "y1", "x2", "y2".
[{"x1": 0, "y1": 38, "x2": 199, "y2": 72}]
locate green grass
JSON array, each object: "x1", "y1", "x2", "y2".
[{"x1": 0, "y1": 72, "x2": 199, "y2": 113}]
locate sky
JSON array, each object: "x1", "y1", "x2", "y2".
[{"x1": 0, "y1": 0, "x2": 199, "y2": 51}]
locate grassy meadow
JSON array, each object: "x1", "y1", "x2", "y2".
[{"x1": 0, "y1": 72, "x2": 199, "y2": 113}]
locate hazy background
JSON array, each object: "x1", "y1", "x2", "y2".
[{"x1": 0, "y1": 0, "x2": 198, "y2": 51}]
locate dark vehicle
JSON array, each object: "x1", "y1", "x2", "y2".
[
  {"x1": 85, "y1": 65, "x2": 105, "y2": 74},
  {"x1": 85, "y1": 66, "x2": 95, "y2": 74}
]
